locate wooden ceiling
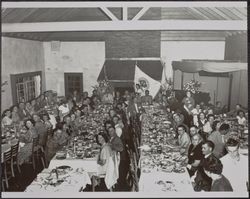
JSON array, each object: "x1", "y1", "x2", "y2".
[{"x1": 2, "y1": 6, "x2": 247, "y2": 41}]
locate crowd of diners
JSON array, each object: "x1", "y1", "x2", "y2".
[{"x1": 1, "y1": 84, "x2": 248, "y2": 192}]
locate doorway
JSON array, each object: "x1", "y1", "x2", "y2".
[{"x1": 64, "y1": 73, "x2": 83, "y2": 98}]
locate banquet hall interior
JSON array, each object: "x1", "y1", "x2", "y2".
[{"x1": 1, "y1": 1, "x2": 248, "y2": 197}]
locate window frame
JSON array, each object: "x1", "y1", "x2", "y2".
[{"x1": 10, "y1": 71, "x2": 42, "y2": 104}]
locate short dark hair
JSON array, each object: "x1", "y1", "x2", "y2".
[
  {"x1": 24, "y1": 119, "x2": 35, "y2": 129},
  {"x1": 237, "y1": 110, "x2": 245, "y2": 115},
  {"x1": 198, "y1": 111, "x2": 205, "y2": 119},
  {"x1": 203, "y1": 155, "x2": 223, "y2": 175},
  {"x1": 2, "y1": 109, "x2": 11, "y2": 117},
  {"x1": 42, "y1": 113, "x2": 51, "y2": 120},
  {"x1": 207, "y1": 114, "x2": 215, "y2": 120},
  {"x1": 177, "y1": 124, "x2": 186, "y2": 132},
  {"x1": 95, "y1": 132, "x2": 109, "y2": 145},
  {"x1": 203, "y1": 140, "x2": 215, "y2": 151},
  {"x1": 219, "y1": 123, "x2": 230, "y2": 132},
  {"x1": 104, "y1": 120, "x2": 114, "y2": 128},
  {"x1": 226, "y1": 138, "x2": 239, "y2": 147},
  {"x1": 190, "y1": 125, "x2": 198, "y2": 130},
  {"x1": 212, "y1": 120, "x2": 221, "y2": 131}
]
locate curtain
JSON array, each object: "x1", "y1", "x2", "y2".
[
  {"x1": 34, "y1": 75, "x2": 41, "y2": 97},
  {"x1": 172, "y1": 60, "x2": 247, "y2": 73}
]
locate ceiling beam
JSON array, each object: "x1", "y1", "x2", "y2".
[
  {"x1": 2, "y1": 1, "x2": 247, "y2": 8},
  {"x1": 99, "y1": 7, "x2": 118, "y2": 21},
  {"x1": 122, "y1": 6, "x2": 128, "y2": 21},
  {"x1": 2, "y1": 20, "x2": 247, "y2": 32},
  {"x1": 132, "y1": 7, "x2": 149, "y2": 21}
]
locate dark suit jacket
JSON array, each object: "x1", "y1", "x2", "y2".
[
  {"x1": 18, "y1": 109, "x2": 30, "y2": 120},
  {"x1": 180, "y1": 106, "x2": 193, "y2": 127},
  {"x1": 194, "y1": 154, "x2": 218, "y2": 191}
]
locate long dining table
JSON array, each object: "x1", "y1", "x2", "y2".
[{"x1": 138, "y1": 104, "x2": 194, "y2": 193}]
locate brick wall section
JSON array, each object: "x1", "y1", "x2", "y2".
[
  {"x1": 105, "y1": 31, "x2": 161, "y2": 58},
  {"x1": 105, "y1": 7, "x2": 161, "y2": 58}
]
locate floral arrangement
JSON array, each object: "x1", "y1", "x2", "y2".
[
  {"x1": 161, "y1": 77, "x2": 174, "y2": 97},
  {"x1": 183, "y1": 79, "x2": 202, "y2": 94},
  {"x1": 92, "y1": 80, "x2": 114, "y2": 93}
]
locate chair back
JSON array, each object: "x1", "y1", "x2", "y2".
[
  {"x1": 11, "y1": 141, "x2": 19, "y2": 157},
  {"x1": 4, "y1": 149, "x2": 12, "y2": 163},
  {"x1": 32, "y1": 136, "x2": 40, "y2": 153},
  {"x1": 128, "y1": 151, "x2": 139, "y2": 191}
]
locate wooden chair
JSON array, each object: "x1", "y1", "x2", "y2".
[
  {"x1": 132, "y1": 135, "x2": 140, "y2": 163},
  {"x1": 2, "y1": 149, "x2": 12, "y2": 190},
  {"x1": 10, "y1": 141, "x2": 21, "y2": 177},
  {"x1": 127, "y1": 150, "x2": 139, "y2": 191},
  {"x1": 31, "y1": 136, "x2": 46, "y2": 170}
]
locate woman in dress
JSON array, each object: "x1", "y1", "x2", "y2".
[
  {"x1": 182, "y1": 91, "x2": 195, "y2": 112},
  {"x1": 196, "y1": 112, "x2": 207, "y2": 129},
  {"x1": 11, "y1": 105, "x2": 20, "y2": 124},
  {"x1": 96, "y1": 132, "x2": 113, "y2": 176},
  {"x1": 1, "y1": 109, "x2": 13, "y2": 128},
  {"x1": 18, "y1": 119, "x2": 38, "y2": 165}
]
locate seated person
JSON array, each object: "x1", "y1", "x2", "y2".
[
  {"x1": 219, "y1": 123, "x2": 231, "y2": 144},
  {"x1": 11, "y1": 105, "x2": 21, "y2": 124},
  {"x1": 58, "y1": 99, "x2": 70, "y2": 121},
  {"x1": 18, "y1": 119, "x2": 38, "y2": 165},
  {"x1": 46, "y1": 126, "x2": 69, "y2": 162},
  {"x1": 33, "y1": 114, "x2": 48, "y2": 149},
  {"x1": 187, "y1": 133, "x2": 204, "y2": 177},
  {"x1": 172, "y1": 113, "x2": 189, "y2": 135},
  {"x1": 141, "y1": 90, "x2": 153, "y2": 105},
  {"x1": 207, "y1": 121, "x2": 227, "y2": 159},
  {"x1": 220, "y1": 138, "x2": 248, "y2": 192},
  {"x1": 1, "y1": 109, "x2": 13, "y2": 128},
  {"x1": 196, "y1": 112, "x2": 207, "y2": 130},
  {"x1": 227, "y1": 104, "x2": 247, "y2": 117},
  {"x1": 236, "y1": 110, "x2": 247, "y2": 126},
  {"x1": 193, "y1": 140, "x2": 215, "y2": 191},
  {"x1": 18, "y1": 102, "x2": 30, "y2": 121},
  {"x1": 213, "y1": 101, "x2": 223, "y2": 115},
  {"x1": 203, "y1": 114, "x2": 215, "y2": 139},
  {"x1": 203, "y1": 155, "x2": 233, "y2": 191},
  {"x1": 175, "y1": 125, "x2": 191, "y2": 155}
]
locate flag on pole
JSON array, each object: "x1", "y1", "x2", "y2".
[{"x1": 134, "y1": 64, "x2": 161, "y2": 99}]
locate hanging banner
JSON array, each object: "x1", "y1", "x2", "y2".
[{"x1": 134, "y1": 64, "x2": 161, "y2": 98}]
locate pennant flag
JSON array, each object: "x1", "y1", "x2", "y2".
[{"x1": 134, "y1": 64, "x2": 161, "y2": 98}]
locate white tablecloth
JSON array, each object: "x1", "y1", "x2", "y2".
[
  {"x1": 139, "y1": 169, "x2": 194, "y2": 193},
  {"x1": 25, "y1": 168, "x2": 91, "y2": 192},
  {"x1": 49, "y1": 156, "x2": 98, "y2": 173}
]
